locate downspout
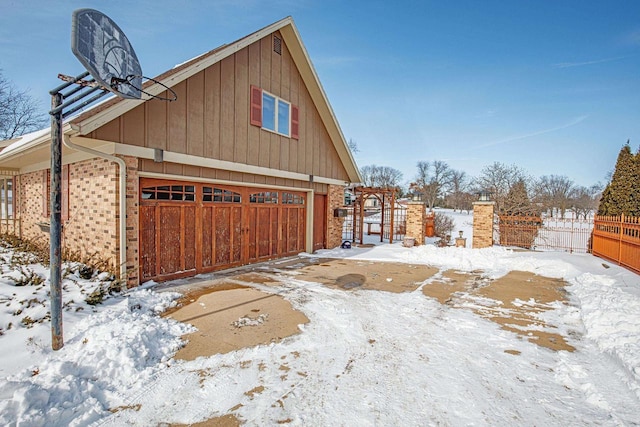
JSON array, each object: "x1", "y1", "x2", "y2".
[{"x1": 62, "y1": 135, "x2": 128, "y2": 286}]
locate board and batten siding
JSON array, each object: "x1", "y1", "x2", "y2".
[{"x1": 88, "y1": 30, "x2": 349, "y2": 187}]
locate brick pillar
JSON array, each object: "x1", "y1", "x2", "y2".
[
  {"x1": 405, "y1": 202, "x2": 425, "y2": 245},
  {"x1": 326, "y1": 184, "x2": 345, "y2": 249},
  {"x1": 472, "y1": 201, "x2": 495, "y2": 248},
  {"x1": 122, "y1": 156, "x2": 139, "y2": 287}
]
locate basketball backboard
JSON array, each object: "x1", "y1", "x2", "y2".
[{"x1": 71, "y1": 8, "x2": 142, "y2": 99}]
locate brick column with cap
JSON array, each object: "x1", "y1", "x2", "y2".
[
  {"x1": 472, "y1": 201, "x2": 495, "y2": 248},
  {"x1": 406, "y1": 202, "x2": 425, "y2": 245}
]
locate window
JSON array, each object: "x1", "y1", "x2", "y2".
[
  {"x1": 141, "y1": 185, "x2": 195, "y2": 201},
  {"x1": 0, "y1": 178, "x2": 13, "y2": 219},
  {"x1": 249, "y1": 192, "x2": 279, "y2": 204},
  {"x1": 277, "y1": 99, "x2": 290, "y2": 135},
  {"x1": 282, "y1": 192, "x2": 304, "y2": 205},
  {"x1": 262, "y1": 92, "x2": 276, "y2": 132},
  {"x1": 203, "y1": 187, "x2": 241, "y2": 203},
  {"x1": 262, "y1": 92, "x2": 290, "y2": 136},
  {"x1": 250, "y1": 86, "x2": 299, "y2": 139}
]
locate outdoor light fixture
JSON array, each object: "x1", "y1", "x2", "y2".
[
  {"x1": 477, "y1": 190, "x2": 492, "y2": 201},
  {"x1": 412, "y1": 193, "x2": 422, "y2": 201}
]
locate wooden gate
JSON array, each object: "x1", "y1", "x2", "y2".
[{"x1": 140, "y1": 179, "x2": 306, "y2": 281}]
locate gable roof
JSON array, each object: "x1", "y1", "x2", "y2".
[{"x1": 0, "y1": 17, "x2": 361, "y2": 183}]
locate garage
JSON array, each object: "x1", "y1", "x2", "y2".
[{"x1": 139, "y1": 178, "x2": 307, "y2": 281}]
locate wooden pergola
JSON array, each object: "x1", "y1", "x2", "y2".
[{"x1": 349, "y1": 186, "x2": 402, "y2": 244}]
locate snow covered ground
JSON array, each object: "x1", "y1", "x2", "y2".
[{"x1": 0, "y1": 210, "x2": 639, "y2": 426}]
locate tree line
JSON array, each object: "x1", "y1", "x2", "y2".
[
  {"x1": 360, "y1": 160, "x2": 607, "y2": 219},
  {"x1": 3, "y1": 71, "x2": 637, "y2": 218}
]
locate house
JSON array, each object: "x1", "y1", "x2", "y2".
[{"x1": 0, "y1": 17, "x2": 362, "y2": 286}]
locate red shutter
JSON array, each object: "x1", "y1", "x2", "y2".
[
  {"x1": 62, "y1": 165, "x2": 69, "y2": 221},
  {"x1": 291, "y1": 104, "x2": 299, "y2": 140},
  {"x1": 250, "y1": 85, "x2": 262, "y2": 126}
]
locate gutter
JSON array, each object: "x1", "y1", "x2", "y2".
[{"x1": 63, "y1": 135, "x2": 128, "y2": 286}]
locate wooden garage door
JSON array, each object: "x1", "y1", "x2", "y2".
[{"x1": 140, "y1": 179, "x2": 307, "y2": 281}]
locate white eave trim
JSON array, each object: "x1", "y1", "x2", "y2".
[{"x1": 71, "y1": 137, "x2": 350, "y2": 186}]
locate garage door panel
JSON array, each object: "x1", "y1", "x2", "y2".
[
  {"x1": 140, "y1": 180, "x2": 307, "y2": 282},
  {"x1": 140, "y1": 206, "x2": 156, "y2": 280},
  {"x1": 214, "y1": 207, "x2": 231, "y2": 265},
  {"x1": 213, "y1": 205, "x2": 242, "y2": 266},
  {"x1": 159, "y1": 206, "x2": 182, "y2": 275},
  {"x1": 184, "y1": 206, "x2": 196, "y2": 271},
  {"x1": 231, "y1": 206, "x2": 242, "y2": 264},
  {"x1": 201, "y1": 207, "x2": 213, "y2": 268},
  {"x1": 249, "y1": 206, "x2": 278, "y2": 259},
  {"x1": 282, "y1": 206, "x2": 305, "y2": 255}
]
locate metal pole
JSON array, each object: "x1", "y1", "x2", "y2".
[{"x1": 50, "y1": 92, "x2": 63, "y2": 351}]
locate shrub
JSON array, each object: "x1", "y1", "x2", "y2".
[{"x1": 433, "y1": 212, "x2": 455, "y2": 246}]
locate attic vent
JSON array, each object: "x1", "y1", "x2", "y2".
[{"x1": 273, "y1": 35, "x2": 282, "y2": 55}]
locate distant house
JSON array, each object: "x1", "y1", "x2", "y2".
[{"x1": 0, "y1": 17, "x2": 361, "y2": 285}]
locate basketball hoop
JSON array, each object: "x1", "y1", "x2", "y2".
[
  {"x1": 71, "y1": 8, "x2": 142, "y2": 99},
  {"x1": 49, "y1": 8, "x2": 180, "y2": 351},
  {"x1": 111, "y1": 75, "x2": 178, "y2": 102}
]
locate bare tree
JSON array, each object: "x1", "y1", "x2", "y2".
[
  {"x1": 411, "y1": 160, "x2": 452, "y2": 210},
  {"x1": 570, "y1": 183, "x2": 602, "y2": 219},
  {"x1": 447, "y1": 169, "x2": 469, "y2": 211},
  {"x1": 0, "y1": 70, "x2": 46, "y2": 140},
  {"x1": 347, "y1": 138, "x2": 359, "y2": 154},
  {"x1": 359, "y1": 164, "x2": 403, "y2": 189},
  {"x1": 534, "y1": 175, "x2": 575, "y2": 218},
  {"x1": 473, "y1": 162, "x2": 528, "y2": 212}
]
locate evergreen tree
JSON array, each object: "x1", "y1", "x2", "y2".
[
  {"x1": 633, "y1": 147, "x2": 640, "y2": 216},
  {"x1": 597, "y1": 142, "x2": 639, "y2": 216},
  {"x1": 502, "y1": 179, "x2": 535, "y2": 215}
]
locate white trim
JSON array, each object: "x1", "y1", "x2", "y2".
[
  {"x1": 20, "y1": 150, "x2": 98, "y2": 174},
  {"x1": 261, "y1": 89, "x2": 292, "y2": 137},
  {"x1": 107, "y1": 141, "x2": 350, "y2": 186},
  {"x1": 8, "y1": 134, "x2": 350, "y2": 187}
]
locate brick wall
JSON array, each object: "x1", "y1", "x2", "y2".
[
  {"x1": 326, "y1": 184, "x2": 345, "y2": 248},
  {"x1": 472, "y1": 201, "x2": 495, "y2": 248},
  {"x1": 406, "y1": 202, "x2": 425, "y2": 245},
  {"x1": 16, "y1": 158, "x2": 121, "y2": 273},
  {"x1": 64, "y1": 157, "x2": 119, "y2": 270},
  {"x1": 17, "y1": 170, "x2": 49, "y2": 244},
  {"x1": 124, "y1": 156, "x2": 139, "y2": 286}
]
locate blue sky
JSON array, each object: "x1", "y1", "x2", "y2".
[{"x1": 1, "y1": 0, "x2": 639, "y2": 187}]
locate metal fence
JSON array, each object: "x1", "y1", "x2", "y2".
[
  {"x1": 496, "y1": 215, "x2": 594, "y2": 253},
  {"x1": 592, "y1": 215, "x2": 640, "y2": 273}
]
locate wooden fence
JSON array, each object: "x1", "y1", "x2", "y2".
[{"x1": 592, "y1": 215, "x2": 640, "y2": 273}]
